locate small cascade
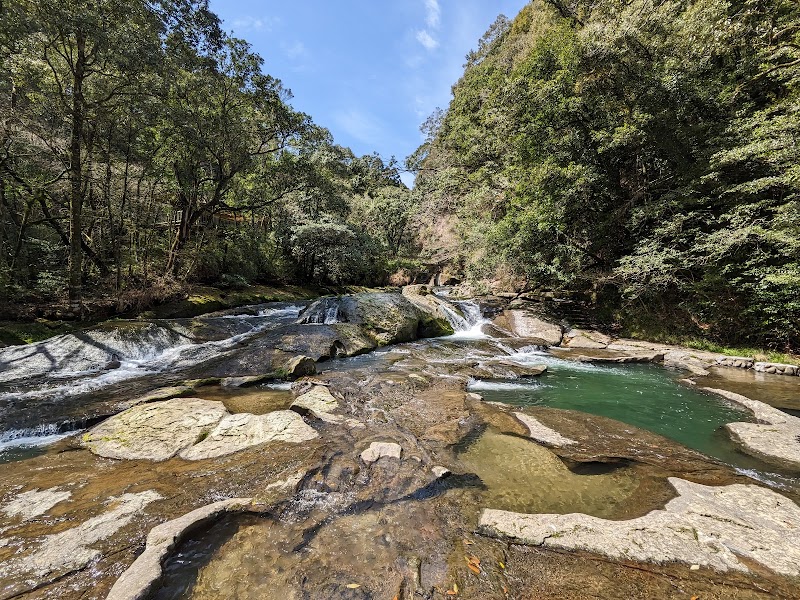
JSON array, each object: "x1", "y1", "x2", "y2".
[
  {"x1": 439, "y1": 304, "x2": 470, "y2": 332},
  {"x1": 0, "y1": 418, "x2": 101, "y2": 461},
  {"x1": 447, "y1": 300, "x2": 491, "y2": 339},
  {"x1": 298, "y1": 298, "x2": 343, "y2": 325}
]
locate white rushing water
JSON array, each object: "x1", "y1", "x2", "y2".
[
  {"x1": 442, "y1": 300, "x2": 492, "y2": 339},
  {"x1": 0, "y1": 303, "x2": 307, "y2": 453},
  {"x1": 0, "y1": 424, "x2": 81, "y2": 459}
]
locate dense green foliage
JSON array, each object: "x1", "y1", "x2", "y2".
[
  {"x1": 410, "y1": 0, "x2": 800, "y2": 350},
  {"x1": 0, "y1": 0, "x2": 413, "y2": 313}
]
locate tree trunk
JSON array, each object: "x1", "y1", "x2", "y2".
[{"x1": 68, "y1": 31, "x2": 87, "y2": 314}]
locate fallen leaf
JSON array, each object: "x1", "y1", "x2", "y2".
[
  {"x1": 454, "y1": 583, "x2": 458, "y2": 593},
  {"x1": 463, "y1": 539, "x2": 474, "y2": 545},
  {"x1": 345, "y1": 583, "x2": 360, "y2": 589},
  {"x1": 691, "y1": 597, "x2": 699, "y2": 600},
  {"x1": 467, "y1": 563, "x2": 481, "y2": 575},
  {"x1": 498, "y1": 561, "x2": 505, "y2": 569}
]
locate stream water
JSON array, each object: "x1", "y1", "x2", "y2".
[{"x1": 2, "y1": 291, "x2": 800, "y2": 598}]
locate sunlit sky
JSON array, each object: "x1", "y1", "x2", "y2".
[{"x1": 207, "y1": 0, "x2": 529, "y2": 186}]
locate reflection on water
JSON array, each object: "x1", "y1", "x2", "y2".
[{"x1": 458, "y1": 428, "x2": 641, "y2": 518}]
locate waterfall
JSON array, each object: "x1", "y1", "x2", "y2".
[
  {"x1": 299, "y1": 298, "x2": 342, "y2": 325},
  {"x1": 446, "y1": 300, "x2": 491, "y2": 338}
]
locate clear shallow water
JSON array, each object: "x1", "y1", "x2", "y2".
[
  {"x1": 458, "y1": 428, "x2": 643, "y2": 518},
  {"x1": 470, "y1": 362, "x2": 755, "y2": 467}
]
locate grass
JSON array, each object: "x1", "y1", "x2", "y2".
[{"x1": 681, "y1": 338, "x2": 798, "y2": 365}]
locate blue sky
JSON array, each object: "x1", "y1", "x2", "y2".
[{"x1": 207, "y1": 1, "x2": 529, "y2": 186}]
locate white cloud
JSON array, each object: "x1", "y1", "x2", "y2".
[
  {"x1": 230, "y1": 16, "x2": 274, "y2": 32},
  {"x1": 424, "y1": 0, "x2": 441, "y2": 28},
  {"x1": 283, "y1": 41, "x2": 308, "y2": 60},
  {"x1": 415, "y1": 30, "x2": 439, "y2": 50}
]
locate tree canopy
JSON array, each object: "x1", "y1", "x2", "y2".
[{"x1": 409, "y1": 0, "x2": 800, "y2": 350}]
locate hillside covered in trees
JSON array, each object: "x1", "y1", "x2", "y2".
[
  {"x1": 409, "y1": 0, "x2": 800, "y2": 351},
  {"x1": 0, "y1": 0, "x2": 416, "y2": 316},
  {"x1": 2, "y1": 0, "x2": 799, "y2": 352}
]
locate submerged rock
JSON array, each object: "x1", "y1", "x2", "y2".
[
  {"x1": 480, "y1": 477, "x2": 800, "y2": 576},
  {"x1": 106, "y1": 497, "x2": 255, "y2": 600},
  {"x1": 514, "y1": 412, "x2": 577, "y2": 447},
  {"x1": 1, "y1": 487, "x2": 72, "y2": 521},
  {"x1": 0, "y1": 490, "x2": 162, "y2": 591}
]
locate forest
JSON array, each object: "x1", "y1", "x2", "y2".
[
  {"x1": 2, "y1": 0, "x2": 799, "y2": 351},
  {"x1": 0, "y1": 0, "x2": 416, "y2": 317},
  {"x1": 409, "y1": 0, "x2": 800, "y2": 351}
]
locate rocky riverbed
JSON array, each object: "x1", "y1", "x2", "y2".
[{"x1": 1, "y1": 287, "x2": 799, "y2": 599}]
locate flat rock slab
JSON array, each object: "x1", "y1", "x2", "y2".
[
  {"x1": 82, "y1": 398, "x2": 228, "y2": 461},
  {"x1": 179, "y1": 411, "x2": 318, "y2": 460},
  {"x1": 361, "y1": 442, "x2": 402, "y2": 464},
  {"x1": 703, "y1": 388, "x2": 800, "y2": 470},
  {"x1": 290, "y1": 386, "x2": 342, "y2": 422},
  {"x1": 82, "y1": 398, "x2": 318, "y2": 462},
  {"x1": 514, "y1": 413, "x2": 577, "y2": 447},
  {"x1": 0, "y1": 490, "x2": 161, "y2": 587},
  {"x1": 1, "y1": 487, "x2": 72, "y2": 521},
  {"x1": 480, "y1": 478, "x2": 800, "y2": 576}
]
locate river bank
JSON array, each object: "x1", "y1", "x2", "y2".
[{"x1": 1, "y1": 287, "x2": 799, "y2": 599}]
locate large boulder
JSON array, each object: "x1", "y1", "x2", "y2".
[
  {"x1": 300, "y1": 290, "x2": 454, "y2": 344},
  {"x1": 401, "y1": 285, "x2": 460, "y2": 335},
  {"x1": 179, "y1": 411, "x2": 318, "y2": 460},
  {"x1": 494, "y1": 310, "x2": 563, "y2": 345},
  {"x1": 82, "y1": 398, "x2": 318, "y2": 461},
  {"x1": 81, "y1": 398, "x2": 228, "y2": 461}
]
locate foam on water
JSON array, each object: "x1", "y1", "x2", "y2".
[
  {"x1": 0, "y1": 303, "x2": 304, "y2": 404},
  {"x1": 468, "y1": 379, "x2": 545, "y2": 392},
  {"x1": 0, "y1": 423, "x2": 81, "y2": 460}
]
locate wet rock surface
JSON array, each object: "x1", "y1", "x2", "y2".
[
  {"x1": 703, "y1": 387, "x2": 800, "y2": 470},
  {"x1": 1, "y1": 289, "x2": 799, "y2": 600},
  {"x1": 480, "y1": 477, "x2": 800, "y2": 576}
]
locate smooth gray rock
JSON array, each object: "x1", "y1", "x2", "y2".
[
  {"x1": 82, "y1": 398, "x2": 228, "y2": 461},
  {"x1": 284, "y1": 355, "x2": 317, "y2": 378},
  {"x1": 178, "y1": 411, "x2": 319, "y2": 460},
  {"x1": 480, "y1": 478, "x2": 800, "y2": 576},
  {"x1": 290, "y1": 386, "x2": 342, "y2": 423},
  {"x1": 502, "y1": 311, "x2": 563, "y2": 345},
  {"x1": 703, "y1": 388, "x2": 800, "y2": 469},
  {"x1": 360, "y1": 442, "x2": 402, "y2": 464}
]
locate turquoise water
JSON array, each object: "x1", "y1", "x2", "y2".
[{"x1": 470, "y1": 360, "x2": 755, "y2": 466}]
